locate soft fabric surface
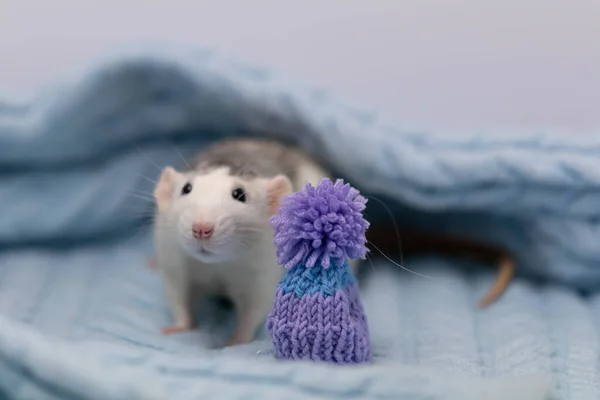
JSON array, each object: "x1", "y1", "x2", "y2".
[{"x1": 1, "y1": 44, "x2": 599, "y2": 399}]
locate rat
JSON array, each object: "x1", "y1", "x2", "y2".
[
  {"x1": 151, "y1": 138, "x2": 515, "y2": 346},
  {"x1": 152, "y1": 138, "x2": 360, "y2": 346}
]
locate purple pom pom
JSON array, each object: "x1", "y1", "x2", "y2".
[{"x1": 270, "y1": 178, "x2": 370, "y2": 269}]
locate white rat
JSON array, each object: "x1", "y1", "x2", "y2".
[{"x1": 152, "y1": 138, "x2": 358, "y2": 346}]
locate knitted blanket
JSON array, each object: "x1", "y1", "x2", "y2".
[{"x1": 1, "y1": 44, "x2": 598, "y2": 399}]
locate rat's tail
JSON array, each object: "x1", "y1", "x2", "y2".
[
  {"x1": 478, "y1": 254, "x2": 515, "y2": 308},
  {"x1": 365, "y1": 226, "x2": 516, "y2": 308}
]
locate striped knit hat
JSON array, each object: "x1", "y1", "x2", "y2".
[{"x1": 266, "y1": 178, "x2": 372, "y2": 364}]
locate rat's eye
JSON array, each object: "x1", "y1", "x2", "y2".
[
  {"x1": 231, "y1": 187, "x2": 246, "y2": 203},
  {"x1": 181, "y1": 182, "x2": 192, "y2": 195}
]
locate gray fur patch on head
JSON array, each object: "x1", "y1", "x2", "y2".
[{"x1": 189, "y1": 139, "x2": 305, "y2": 182}]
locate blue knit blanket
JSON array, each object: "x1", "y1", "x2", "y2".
[{"x1": 1, "y1": 44, "x2": 598, "y2": 399}]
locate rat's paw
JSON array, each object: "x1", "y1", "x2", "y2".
[
  {"x1": 161, "y1": 324, "x2": 192, "y2": 335},
  {"x1": 147, "y1": 258, "x2": 157, "y2": 269},
  {"x1": 223, "y1": 335, "x2": 253, "y2": 347}
]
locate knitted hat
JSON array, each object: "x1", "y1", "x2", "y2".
[{"x1": 266, "y1": 177, "x2": 372, "y2": 364}]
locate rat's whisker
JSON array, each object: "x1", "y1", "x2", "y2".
[
  {"x1": 127, "y1": 193, "x2": 155, "y2": 203},
  {"x1": 364, "y1": 195, "x2": 404, "y2": 268},
  {"x1": 128, "y1": 211, "x2": 157, "y2": 220},
  {"x1": 367, "y1": 240, "x2": 437, "y2": 279},
  {"x1": 126, "y1": 138, "x2": 164, "y2": 173},
  {"x1": 235, "y1": 226, "x2": 264, "y2": 233},
  {"x1": 136, "y1": 173, "x2": 158, "y2": 186},
  {"x1": 240, "y1": 242, "x2": 253, "y2": 251},
  {"x1": 365, "y1": 253, "x2": 377, "y2": 273},
  {"x1": 135, "y1": 217, "x2": 165, "y2": 227},
  {"x1": 133, "y1": 221, "x2": 168, "y2": 234},
  {"x1": 129, "y1": 188, "x2": 156, "y2": 197},
  {"x1": 234, "y1": 238, "x2": 254, "y2": 251},
  {"x1": 163, "y1": 138, "x2": 193, "y2": 171},
  {"x1": 131, "y1": 218, "x2": 154, "y2": 227},
  {"x1": 208, "y1": 237, "x2": 227, "y2": 246},
  {"x1": 126, "y1": 204, "x2": 156, "y2": 213}
]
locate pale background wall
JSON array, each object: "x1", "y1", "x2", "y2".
[{"x1": 1, "y1": 0, "x2": 598, "y2": 132}]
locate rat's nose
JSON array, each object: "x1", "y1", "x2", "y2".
[{"x1": 192, "y1": 222, "x2": 214, "y2": 239}]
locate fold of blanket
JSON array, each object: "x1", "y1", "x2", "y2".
[
  {"x1": 2, "y1": 46, "x2": 599, "y2": 288},
  {"x1": 0, "y1": 44, "x2": 596, "y2": 399},
  {"x1": 0, "y1": 312, "x2": 554, "y2": 400},
  {"x1": 0, "y1": 248, "x2": 558, "y2": 400}
]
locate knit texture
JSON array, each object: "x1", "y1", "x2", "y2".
[
  {"x1": 270, "y1": 178, "x2": 370, "y2": 270},
  {"x1": 0, "y1": 44, "x2": 598, "y2": 399},
  {"x1": 267, "y1": 178, "x2": 372, "y2": 363}
]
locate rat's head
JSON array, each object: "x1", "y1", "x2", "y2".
[{"x1": 153, "y1": 166, "x2": 293, "y2": 263}]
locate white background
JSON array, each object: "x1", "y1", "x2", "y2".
[{"x1": 1, "y1": 0, "x2": 599, "y2": 132}]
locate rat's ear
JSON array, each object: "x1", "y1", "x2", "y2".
[
  {"x1": 267, "y1": 175, "x2": 293, "y2": 215},
  {"x1": 154, "y1": 166, "x2": 179, "y2": 212}
]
